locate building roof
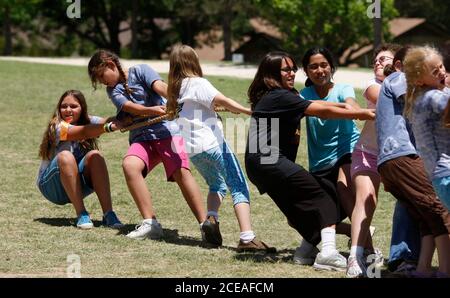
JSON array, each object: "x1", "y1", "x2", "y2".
[
  {"x1": 342, "y1": 18, "x2": 437, "y2": 63},
  {"x1": 389, "y1": 18, "x2": 426, "y2": 37},
  {"x1": 249, "y1": 18, "x2": 282, "y2": 40}
]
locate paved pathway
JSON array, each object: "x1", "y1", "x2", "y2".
[{"x1": 0, "y1": 56, "x2": 373, "y2": 89}]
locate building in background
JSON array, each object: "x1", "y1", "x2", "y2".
[{"x1": 341, "y1": 18, "x2": 450, "y2": 67}]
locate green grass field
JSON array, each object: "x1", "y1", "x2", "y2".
[{"x1": 0, "y1": 60, "x2": 401, "y2": 278}]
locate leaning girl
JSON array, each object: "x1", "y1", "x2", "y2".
[
  {"x1": 404, "y1": 46, "x2": 450, "y2": 210},
  {"x1": 401, "y1": 46, "x2": 450, "y2": 276},
  {"x1": 88, "y1": 50, "x2": 215, "y2": 243},
  {"x1": 37, "y1": 90, "x2": 123, "y2": 229},
  {"x1": 166, "y1": 44, "x2": 274, "y2": 251},
  {"x1": 245, "y1": 51, "x2": 375, "y2": 271},
  {"x1": 346, "y1": 44, "x2": 400, "y2": 277}
]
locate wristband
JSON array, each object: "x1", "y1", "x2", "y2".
[{"x1": 103, "y1": 122, "x2": 113, "y2": 133}]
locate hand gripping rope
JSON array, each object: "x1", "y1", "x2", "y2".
[{"x1": 119, "y1": 105, "x2": 230, "y2": 133}]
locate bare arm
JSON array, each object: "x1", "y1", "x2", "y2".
[
  {"x1": 364, "y1": 84, "x2": 381, "y2": 105},
  {"x1": 305, "y1": 102, "x2": 375, "y2": 120},
  {"x1": 65, "y1": 119, "x2": 121, "y2": 141},
  {"x1": 311, "y1": 100, "x2": 355, "y2": 110},
  {"x1": 121, "y1": 101, "x2": 166, "y2": 117},
  {"x1": 212, "y1": 93, "x2": 252, "y2": 115},
  {"x1": 443, "y1": 98, "x2": 450, "y2": 127},
  {"x1": 152, "y1": 80, "x2": 168, "y2": 98},
  {"x1": 344, "y1": 97, "x2": 361, "y2": 109}
]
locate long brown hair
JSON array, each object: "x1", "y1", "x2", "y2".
[
  {"x1": 87, "y1": 49, "x2": 132, "y2": 95},
  {"x1": 167, "y1": 45, "x2": 203, "y2": 116},
  {"x1": 248, "y1": 51, "x2": 297, "y2": 109},
  {"x1": 38, "y1": 90, "x2": 98, "y2": 160}
]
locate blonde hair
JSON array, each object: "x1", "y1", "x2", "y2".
[
  {"x1": 403, "y1": 46, "x2": 443, "y2": 118},
  {"x1": 38, "y1": 90, "x2": 98, "y2": 160},
  {"x1": 87, "y1": 49, "x2": 132, "y2": 95},
  {"x1": 167, "y1": 45, "x2": 203, "y2": 116}
]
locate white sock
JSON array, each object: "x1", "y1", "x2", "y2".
[
  {"x1": 143, "y1": 218, "x2": 157, "y2": 225},
  {"x1": 320, "y1": 227, "x2": 336, "y2": 256},
  {"x1": 297, "y1": 239, "x2": 315, "y2": 256},
  {"x1": 207, "y1": 211, "x2": 219, "y2": 221},
  {"x1": 240, "y1": 231, "x2": 256, "y2": 243},
  {"x1": 350, "y1": 245, "x2": 365, "y2": 258}
]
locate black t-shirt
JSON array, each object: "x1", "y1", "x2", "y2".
[{"x1": 245, "y1": 88, "x2": 312, "y2": 193}]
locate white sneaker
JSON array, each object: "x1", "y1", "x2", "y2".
[
  {"x1": 346, "y1": 256, "x2": 366, "y2": 278},
  {"x1": 313, "y1": 250, "x2": 347, "y2": 272},
  {"x1": 293, "y1": 246, "x2": 320, "y2": 265},
  {"x1": 126, "y1": 220, "x2": 163, "y2": 240}
]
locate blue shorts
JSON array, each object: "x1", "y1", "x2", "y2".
[
  {"x1": 433, "y1": 176, "x2": 450, "y2": 211},
  {"x1": 190, "y1": 142, "x2": 250, "y2": 206},
  {"x1": 38, "y1": 155, "x2": 94, "y2": 205}
]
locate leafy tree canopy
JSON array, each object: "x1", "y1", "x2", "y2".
[{"x1": 255, "y1": 0, "x2": 398, "y2": 62}]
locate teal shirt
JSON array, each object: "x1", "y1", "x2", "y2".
[{"x1": 300, "y1": 83, "x2": 360, "y2": 172}]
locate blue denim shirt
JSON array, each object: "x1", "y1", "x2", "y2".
[
  {"x1": 376, "y1": 72, "x2": 417, "y2": 167},
  {"x1": 107, "y1": 64, "x2": 179, "y2": 143},
  {"x1": 410, "y1": 88, "x2": 450, "y2": 179}
]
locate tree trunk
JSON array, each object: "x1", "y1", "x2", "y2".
[
  {"x1": 109, "y1": 29, "x2": 121, "y2": 56},
  {"x1": 131, "y1": 0, "x2": 138, "y2": 58},
  {"x1": 3, "y1": 5, "x2": 13, "y2": 56},
  {"x1": 222, "y1": 0, "x2": 232, "y2": 61},
  {"x1": 181, "y1": 20, "x2": 194, "y2": 47}
]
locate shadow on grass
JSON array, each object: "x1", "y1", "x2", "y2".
[
  {"x1": 233, "y1": 248, "x2": 294, "y2": 263},
  {"x1": 34, "y1": 217, "x2": 102, "y2": 227},
  {"x1": 115, "y1": 225, "x2": 222, "y2": 249}
]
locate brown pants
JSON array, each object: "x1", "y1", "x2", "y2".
[{"x1": 379, "y1": 155, "x2": 450, "y2": 237}]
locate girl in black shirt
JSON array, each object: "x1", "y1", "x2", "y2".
[{"x1": 245, "y1": 51, "x2": 375, "y2": 272}]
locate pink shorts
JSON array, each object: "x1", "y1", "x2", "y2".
[
  {"x1": 125, "y1": 136, "x2": 190, "y2": 181},
  {"x1": 350, "y1": 148, "x2": 379, "y2": 178}
]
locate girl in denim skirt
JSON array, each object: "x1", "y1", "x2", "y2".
[{"x1": 37, "y1": 90, "x2": 123, "y2": 229}]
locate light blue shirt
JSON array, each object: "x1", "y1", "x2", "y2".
[
  {"x1": 107, "y1": 64, "x2": 179, "y2": 143},
  {"x1": 376, "y1": 72, "x2": 417, "y2": 167},
  {"x1": 300, "y1": 83, "x2": 360, "y2": 172},
  {"x1": 410, "y1": 87, "x2": 450, "y2": 179}
]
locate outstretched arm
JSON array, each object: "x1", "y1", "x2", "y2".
[
  {"x1": 305, "y1": 102, "x2": 375, "y2": 120},
  {"x1": 64, "y1": 119, "x2": 121, "y2": 141},
  {"x1": 443, "y1": 98, "x2": 450, "y2": 127},
  {"x1": 152, "y1": 80, "x2": 168, "y2": 98},
  {"x1": 344, "y1": 97, "x2": 361, "y2": 109},
  {"x1": 212, "y1": 93, "x2": 252, "y2": 115},
  {"x1": 311, "y1": 100, "x2": 355, "y2": 110},
  {"x1": 121, "y1": 101, "x2": 166, "y2": 117}
]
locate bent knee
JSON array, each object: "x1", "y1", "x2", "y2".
[
  {"x1": 57, "y1": 151, "x2": 76, "y2": 166},
  {"x1": 122, "y1": 156, "x2": 146, "y2": 175},
  {"x1": 85, "y1": 150, "x2": 104, "y2": 161}
]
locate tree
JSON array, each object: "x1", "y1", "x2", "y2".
[
  {"x1": 395, "y1": 0, "x2": 450, "y2": 33},
  {"x1": 255, "y1": 0, "x2": 398, "y2": 64},
  {"x1": 165, "y1": 0, "x2": 257, "y2": 60},
  {"x1": 40, "y1": 0, "x2": 131, "y2": 55},
  {"x1": 203, "y1": 0, "x2": 258, "y2": 61},
  {"x1": 0, "y1": 0, "x2": 41, "y2": 55}
]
